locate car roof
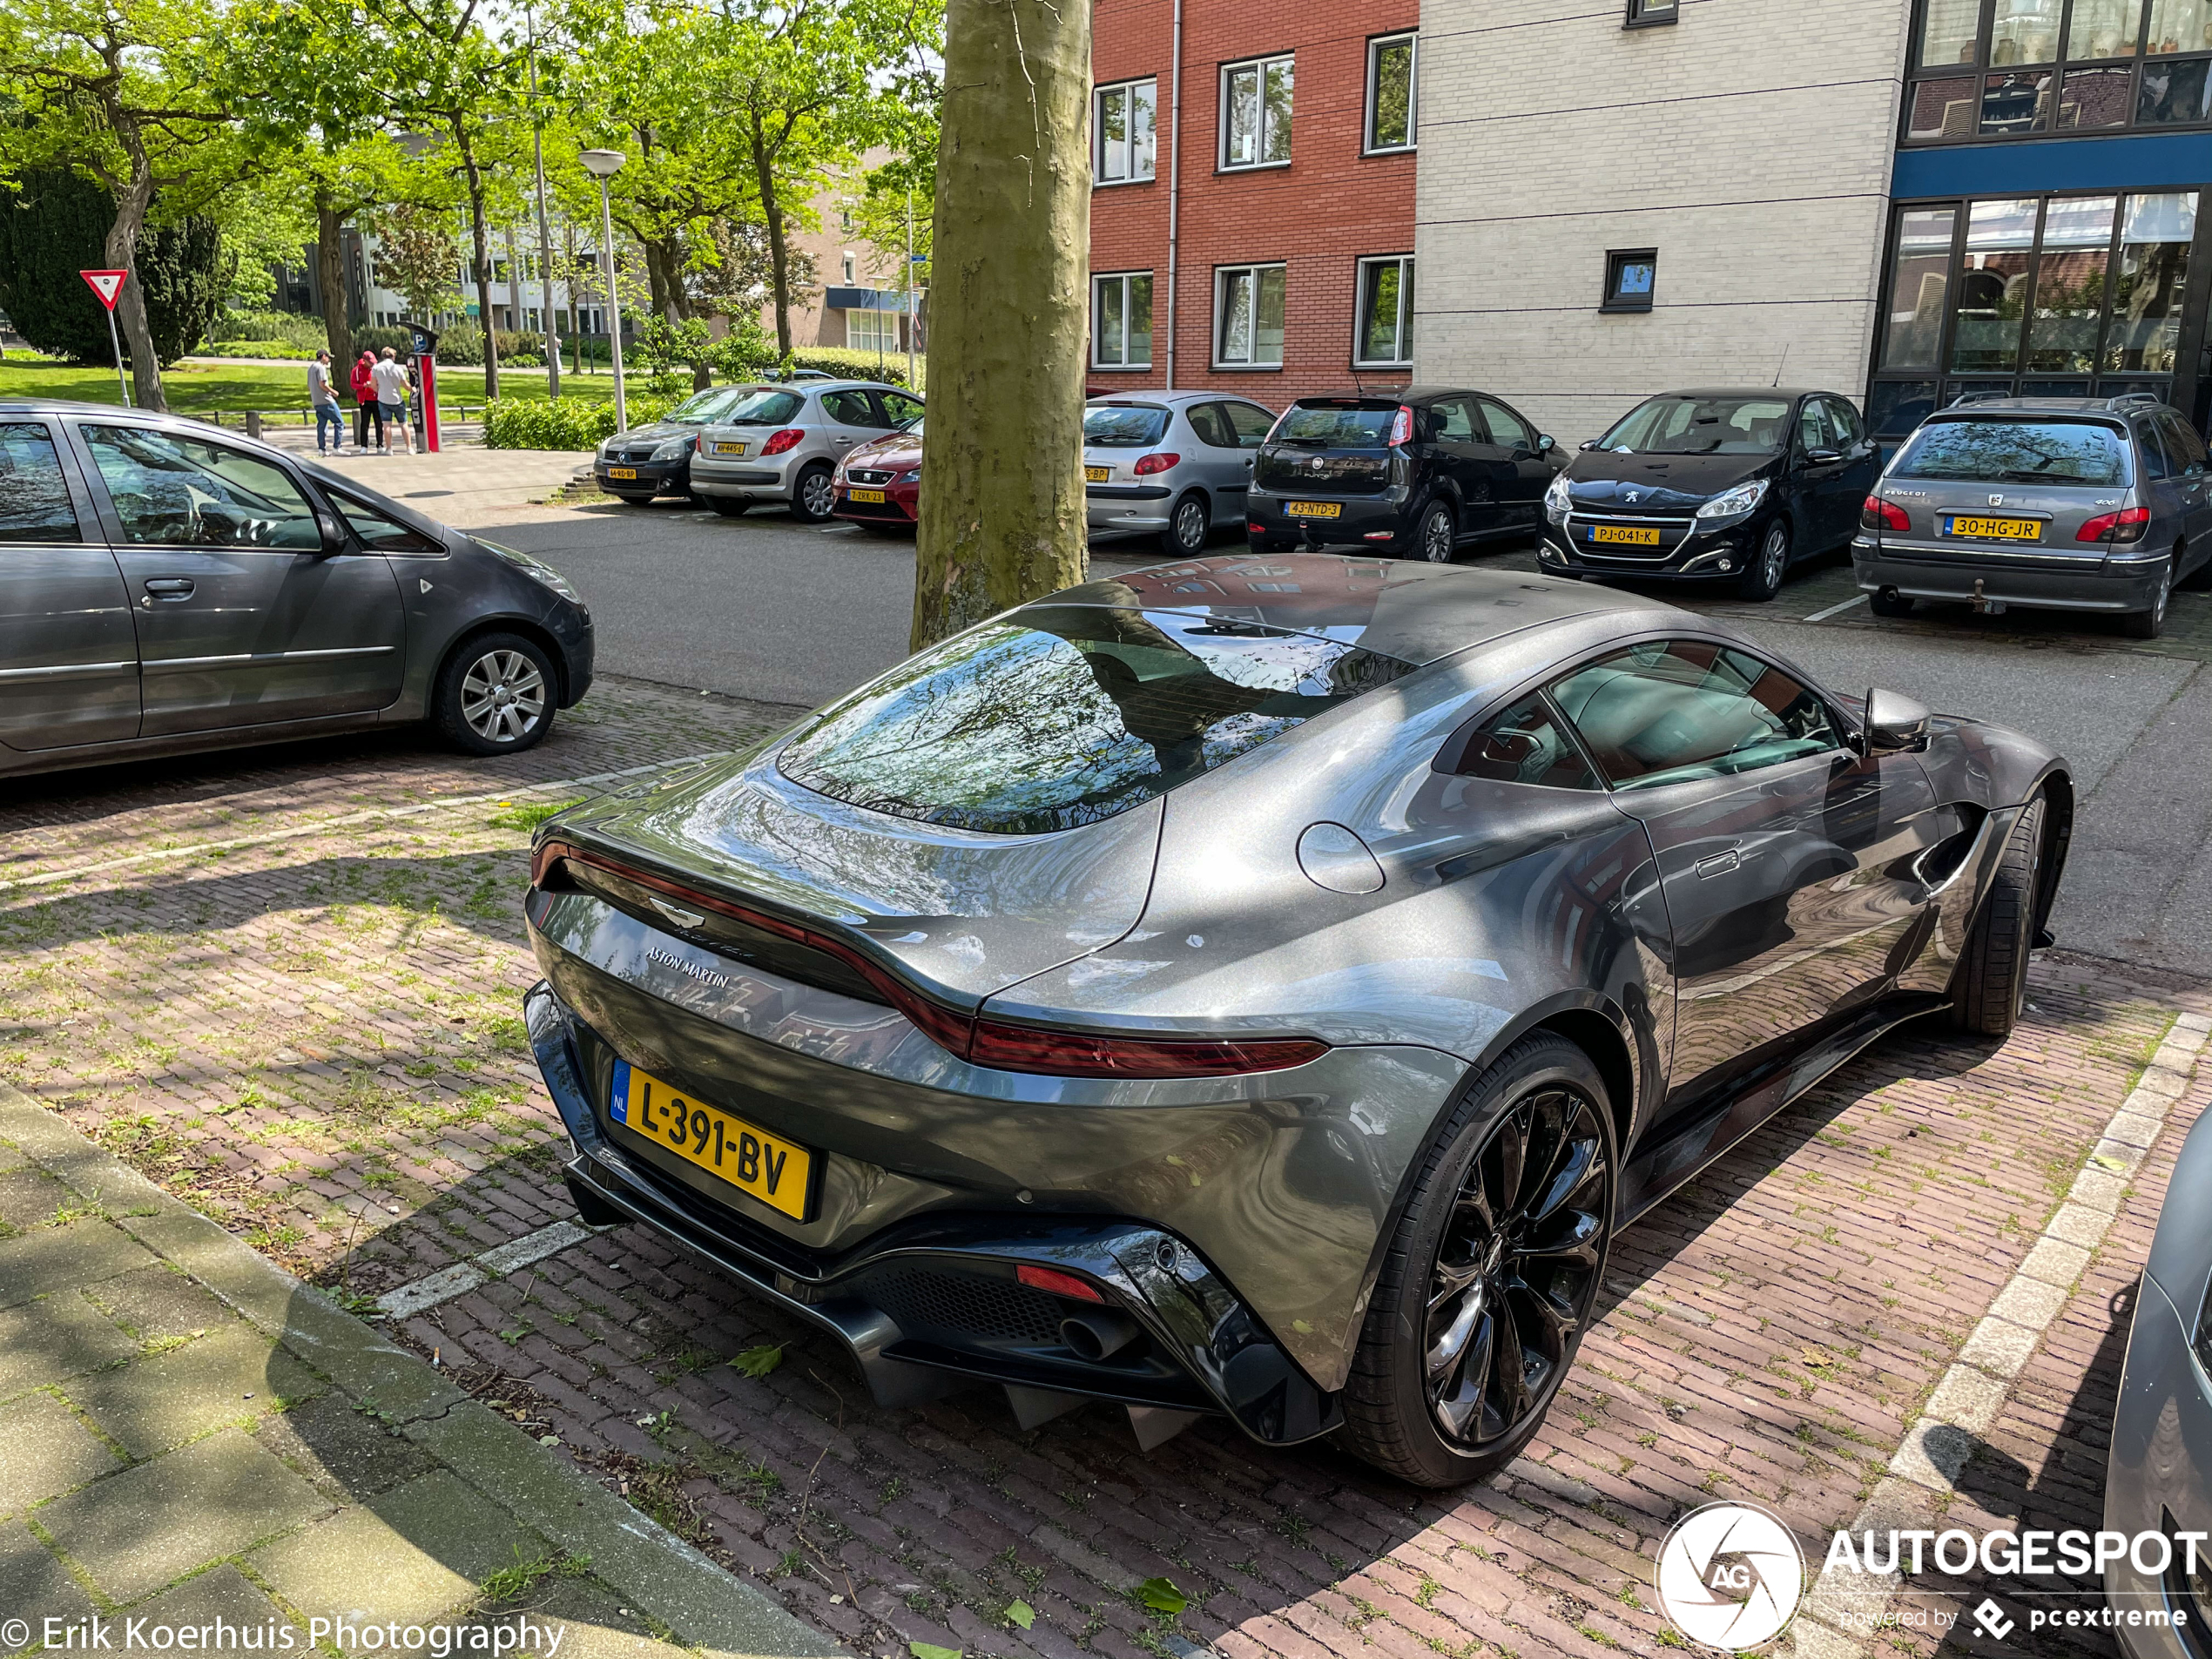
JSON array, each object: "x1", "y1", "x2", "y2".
[
  {"x1": 1037, "y1": 552, "x2": 1682, "y2": 667},
  {"x1": 1925, "y1": 395, "x2": 2152, "y2": 417},
  {"x1": 1643, "y1": 387, "x2": 1822, "y2": 401}
]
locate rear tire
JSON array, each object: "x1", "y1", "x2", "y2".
[
  {"x1": 1951, "y1": 794, "x2": 2047, "y2": 1038},
  {"x1": 433, "y1": 631, "x2": 557, "y2": 758},
  {"x1": 2121, "y1": 552, "x2": 2176, "y2": 639},
  {"x1": 792, "y1": 462, "x2": 837, "y2": 523},
  {"x1": 1419, "y1": 502, "x2": 1456, "y2": 563},
  {"x1": 1870, "y1": 587, "x2": 1914, "y2": 618},
  {"x1": 1737, "y1": 519, "x2": 1790, "y2": 601},
  {"x1": 1161, "y1": 491, "x2": 1211, "y2": 557},
  {"x1": 704, "y1": 495, "x2": 748, "y2": 518},
  {"x1": 1340, "y1": 1032, "x2": 1615, "y2": 1487}
]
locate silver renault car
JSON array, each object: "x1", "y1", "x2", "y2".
[
  {"x1": 1084, "y1": 392, "x2": 1276, "y2": 556},
  {"x1": 1854, "y1": 393, "x2": 2212, "y2": 639},
  {"x1": 684, "y1": 381, "x2": 924, "y2": 523}
]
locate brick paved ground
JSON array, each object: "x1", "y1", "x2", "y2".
[{"x1": 2, "y1": 678, "x2": 2208, "y2": 1659}]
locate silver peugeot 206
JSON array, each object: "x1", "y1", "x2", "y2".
[{"x1": 522, "y1": 554, "x2": 2070, "y2": 1484}]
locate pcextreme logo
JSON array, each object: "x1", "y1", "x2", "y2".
[{"x1": 1654, "y1": 1501, "x2": 1807, "y2": 1651}]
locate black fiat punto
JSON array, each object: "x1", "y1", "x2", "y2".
[{"x1": 1539, "y1": 388, "x2": 1882, "y2": 601}]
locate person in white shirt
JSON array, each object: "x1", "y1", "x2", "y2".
[{"x1": 374, "y1": 348, "x2": 415, "y2": 455}]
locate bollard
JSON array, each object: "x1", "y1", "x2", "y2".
[{"x1": 246, "y1": 411, "x2": 262, "y2": 440}]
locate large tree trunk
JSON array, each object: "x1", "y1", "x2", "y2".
[
  {"x1": 909, "y1": 0, "x2": 1090, "y2": 650},
  {"x1": 105, "y1": 151, "x2": 165, "y2": 412},
  {"x1": 315, "y1": 198, "x2": 354, "y2": 368},
  {"x1": 748, "y1": 125, "x2": 793, "y2": 361}
]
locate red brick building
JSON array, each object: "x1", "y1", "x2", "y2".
[{"x1": 1086, "y1": 0, "x2": 1418, "y2": 406}]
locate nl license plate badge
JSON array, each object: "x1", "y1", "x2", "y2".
[
  {"x1": 1944, "y1": 514, "x2": 2040, "y2": 541},
  {"x1": 609, "y1": 1058, "x2": 814, "y2": 1220},
  {"x1": 606, "y1": 467, "x2": 638, "y2": 480},
  {"x1": 1083, "y1": 465, "x2": 1111, "y2": 482},
  {"x1": 1285, "y1": 501, "x2": 1342, "y2": 519},
  {"x1": 847, "y1": 488, "x2": 887, "y2": 503},
  {"x1": 1588, "y1": 524, "x2": 1662, "y2": 545},
  {"x1": 711, "y1": 441, "x2": 748, "y2": 455}
]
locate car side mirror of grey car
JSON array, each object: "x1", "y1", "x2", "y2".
[
  {"x1": 316, "y1": 516, "x2": 348, "y2": 556},
  {"x1": 1862, "y1": 686, "x2": 1931, "y2": 754}
]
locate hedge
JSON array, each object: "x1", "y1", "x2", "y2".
[
  {"x1": 787, "y1": 346, "x2": 923, "y2": 388},
  {"x1": 482, "y1": 394, "x2": 678, "y2": 450}
]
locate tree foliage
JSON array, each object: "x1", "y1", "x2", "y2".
[{"x1": 0, "y1": 167, "x2": 220, "y2": 365}]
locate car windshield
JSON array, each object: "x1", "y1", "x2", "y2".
[
  {"x1": 705, "y1": 388, "x2": 806, "y2": 427},
  {"x1": 1084, "y1": 406, "x2": 1170, "y2": 447},
  {"x1": 1600, "y1": 395, "x2": 1793, "y2": 455},
  {"x1": 778, "y1": 605, "x2": 1412, "y2": 834},
  {"x1": 1274, "y1": 406, "x2": 1395, "y2": 446},
  {"x1": 1890, "y1": 419, "x2": 2129, "y2": 486}
]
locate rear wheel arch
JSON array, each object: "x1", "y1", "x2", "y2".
[{"x1": 2033, "y1": 768, "x2": 2074, "y2": 936}]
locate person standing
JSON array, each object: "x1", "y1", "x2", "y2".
[
  {"x1": 374, "y1": 347, "x2": 415, "y2": 456},
  {"x1": 308, "y1": 351, "x2": 344, "y2": 454},
  {"x1": 352, "y1": 350, "x2": 384, "y2": 451}
]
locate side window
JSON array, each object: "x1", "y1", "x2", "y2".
[
  {"x1": 1450, "y1": 692, "x2": 1598, "y2": 790},
  {"x1": 0, "y1": 422, "x2": 83, "y2": 543},
  {"x1": 81, "y1": 426, "x2": 321, "y2": 550},
  {"x1": 2158, "y1": 410, "x2": 2208, "y2": 476},
  {"x1": 325, "y1": 487, "x2": 443, "y2": 553},
  {"x1": 1477, "y1": 397, "x2": 1534, "y2": 452},
  {"x1": 1185, "y1": 404, "x2": 1238, "y2": 448},
  {"x1": 820, "y1": 390, "x2": 876, "y2": 428},
  {"x1": 1795, "y1": 401, "x2": 1833, "y2": 454},
  {"x1": 1548, "y1": 640, "x2": 1840, "y2": 791},
  {"x1": 1225, "y1": 402, "x2": 1275, "y2": 448},
  {"x1": 1830, "y1": 397, "x2": 1867, "y2": 447},
  {"x1": 1426, "y1": 397, "x2": 1477, "y2": 441},
  {"x1": 2135, "y1": 417, "x2": 2175, "y2": 481},
  {"x1": 879, "y1": 390, "x2": 924, "y2": 428}
]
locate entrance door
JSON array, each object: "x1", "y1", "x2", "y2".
[
  {"x1": 73, "y1": 422, "x2": 405, "y2": 736},
  {"x1": 0, "y1": 420, "x2": 139, "y2": 749}
]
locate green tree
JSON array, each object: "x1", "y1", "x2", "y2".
[
  {"x1": 0, "y1": 167, "x2": 221, "y2": 365},
  {"x1": 370, "y1": 201, "x2": 465, "y2": 321}
]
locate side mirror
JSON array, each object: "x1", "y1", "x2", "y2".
[
  {"x1": 1537, "y1": 434, "x2": 1556, "y2": 454},
  {"x1": 1862, "y1": 686, "x2": 1931, "y2": 754},
  {"x1": 317, "y1": 515, "x2": 348, "y2": 556},
  {"x1": 1578, "y1": 438, "x2": 1600, "y2": 452},
  {"x1": 1807, "y1": 447, "x2": 1845, "y2": 467}
]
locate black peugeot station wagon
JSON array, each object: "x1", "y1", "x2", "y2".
[
  {"x1": 1245, "y1": 390, "x2": 1566, "y2": 561},
  {"x1": 1539, "y1": 388, "x2": 1882, "y2": 601}
]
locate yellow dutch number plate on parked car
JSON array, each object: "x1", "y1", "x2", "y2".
[
  {"x1": 1285, "y1": 501, "x2": 1342, "y2": 519},
  {"x1": 609, "y1": 1059, "x2": 813, "y2": 1220},
  {"x1": 847, "y1": 488, "x2": 887, "y2": 503},
  {"x1": 1084, "y1": 466, "x2": 1111, "y2": 482},
  {"x1": 1943, "y1": 515, "x2": 2041, "y2": 541},
  {"x1": 607, "y1": 467, "x2": 638, "y2": 480},
  {"x1": 1588, "y1": 524, "x2": 1662, "y2": 546},
  {"x1": 711, "y1": 441, "x2": 747, "y2": 456}
]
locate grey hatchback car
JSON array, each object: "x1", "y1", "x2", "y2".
[
  {"x1": 1854, "y1": 394, "x2": 2212, "y2": 638},
  {"x1": 0, "y1": 401, "x2": 593, "y2": 778},
  {"x1": 1084, "y1": 393, "x2": 1276, "y2": 556},
  {"x1": 683, "y1": 381, "x2": 925, "y2": 523}
]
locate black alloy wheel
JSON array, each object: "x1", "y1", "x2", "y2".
[
  {"x1": 1952, "y1": 792, "x2": 2047, "y2": 1037},
  {"x1": 1161, "y1": 491, "x2": 1211, "y2": 557},
  {"x1": 1343, "y1": 1032, "x2": 1615, "y2": 1485},
  {"x1": 1420, "y1": 502, "x2": 1456, "y2": 563},
  {"x1": 1737, "y1": 518, "x2": 1790, "y2": 602}
]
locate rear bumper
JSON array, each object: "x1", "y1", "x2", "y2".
[
  {"x1": 691, "y1": 456, "x2": 799, "y2": 501},
  {"x1": 1244, "y1": 490, "x2": 1407, "y2": 550},
  {"x1": 1853, "y1": 539, "x2": 2164, "y2": 612},
  {"x1": 524, "y1": 980, "x2": 1341, "y2": 1445},
  {"x1": 1085, "y1": 484, "x2": 1176, "y2": 533}
]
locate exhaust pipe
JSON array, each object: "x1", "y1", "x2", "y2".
[{"x1": 1059, "y1": 1310, "x2": 1143, "y2": 1363}]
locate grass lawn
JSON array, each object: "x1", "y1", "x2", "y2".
[{"x1": 0, "y1": 354, "x2": 637, "y2": 422}]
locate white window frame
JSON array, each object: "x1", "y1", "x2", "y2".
[
  {"x1": 1212, "y1": 262, "x2": 1287, "y2": 369},
  {"x1": 1219, "y1": 54, "x2": 1293, "y2": 171},
  {"x1": 1354, "y1": 254, "x2": 1415, "y2": 367},
  {"x1": 1364, "y1": 33, "x2": 1417, "y2": 154},
  {"x1": 1094, "y1": 78, "x2": 1158, "y2": 185},
  {"x1": 1091, "y1": 271, "x2": 1155, "y2": 369},
  {"x1": 846, "y1": 308, "x2": 898, "y2": 353}
]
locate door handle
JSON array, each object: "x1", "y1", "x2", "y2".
[
  {"x1": 1695, "y1": 849, "x2": 1741, "y2": 880},
  {"x1": 142, "y1": 578, "x2": 194, "y2": 601}
]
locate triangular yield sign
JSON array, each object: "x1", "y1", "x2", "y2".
[{"x1": 79, "y1": 269, "x2": 127, "y2": 310}]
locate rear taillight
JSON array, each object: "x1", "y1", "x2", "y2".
[
  {"x1": 1133, "y1": 452, "x2": 1180, "y2": 475},
  {"x1": 530, "y1": 841, "x2": 1328, "y2": 1080},
  {"x1": 1017, "y1": 1265, "x2": 1103, "y2": 1302},
  {"x1": 1388, "y1": 406, "x2": 1413, "y2": 447},
  {"x1": 1862, "y1": 496, "x2": 1910, "y2": 533},
  {"x1": 2078, "y1": 505, "x2": 2151, "y2": 543},
  {"x1": 761, "y1": 428, "x2": 804, "y2": 456}
]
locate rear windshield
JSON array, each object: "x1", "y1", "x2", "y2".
[
  {"x1": 1274, "y1": 406, "x2": 1395, "y2": 447},
  {"x1": 1890, "y1": 419, "x2": 2129, "y2": 486},
  {"x1": 1599, "y1": 395, "x2": 1792, "y2": 455},
  {"x1": 778, "y1": 605, "x2": 1412, "y2": 834},
  {"x1": 1084, "y1": 406, "x2": 1170, "y2": 447},
  {"x1": 706, "y1": 388, "x2": 805, "y2": 427}
]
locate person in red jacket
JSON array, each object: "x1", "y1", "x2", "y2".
[{"x1": 350, "y1": 350, "x2": 383, "y2": 451}]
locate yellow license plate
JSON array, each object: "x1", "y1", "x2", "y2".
[
  {"x1": 847, "y1": 488, "x2": 887, "y2": 503},
  {"x1": 609, "y1": 1059, "x2": 813, "y2": 1221},
  {"x1": 1588, "y1": 524, "x2": 1662, "y2": 545},
  {"x1": 1084, "y1": 465, "x2": 1111, "y2": 482},
  {"x1": 1285, "y1": 501, "x2": 1342, "y2": 519},
  {"x1": 711, "y1": 442, "x2": 747, "y2": 456},
  {"x1": 606, "y1": 467, "x2": 638, "y2": 480},
  {"x1": 1944, "y1": 515, "x2": 2041, "y2": 541}
]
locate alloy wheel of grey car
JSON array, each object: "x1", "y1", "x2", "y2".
[
  {"x1": 1420, "y1": 502, "x2": 1456, "y2": 563},
  {"x1": 795, "y1": 463, "x2": 838, "y2": 523},
  {"x1": 1738, "y1": 520, "x2": 1790, "y2": 602},
  {"x1": 435, "y1": 633, "x2": 556, "y2": 757},
  {"x1": 2122, "y1": 553, "x2": 2175, "y2": 639},
  {"x1": 1345, "y1": 1033, "x2": 1614, "y2": 1485},
  {"x1": 1163, "y1": 493, "x2": 1210, "y2": 557}
]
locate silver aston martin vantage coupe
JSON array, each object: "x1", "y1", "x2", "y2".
[{"x1": 522, "y1": 554, "x2": 2069, "y2": 1486}]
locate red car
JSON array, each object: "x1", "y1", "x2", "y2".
[{"x1": 832, "y1": 418, "x2": 922, "y2": 534}]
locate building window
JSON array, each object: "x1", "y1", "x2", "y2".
[
  {"x1": 1355, "y1": 255, "x2": 1414, "y2": 365},
  {"x1": 1625, "y1": 0, "x2": 1677, "y2": 23},
  {"x1": 1904, "y1": 0, "x2": 2212, "y2": 142},
  {"x1": 1092, "y1": 272, "x2": 1154, "y2": 368},
  {"x1": 1601, "y1": 248, "x2": 1658, "y2": 313},
  {"x1": 1214, "y1": 264, "x2": 1286, "y2": 367},
  {"x1": 1366, "y1": 34, "x2": 1416, "y2": 152},
  {"x1": 847, "y1": 309, "x2": 898, "y2": 353},
  {"x1": 841, "y1": 252, "x2": 857, "y2": 284},
  {"x1": 1095, "y1": 78, "x2": 1157, "y2": 184},
  {"x1": 1867, "y1": 188, "x2": 2199, "y2": 435},
  {"x1": 1221, "y1": 56, "x2": 1293, "y2": 169}
]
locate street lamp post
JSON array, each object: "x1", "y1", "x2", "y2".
[{"x1": 580, "y1": 148, "x2": 628, "y2": 434}]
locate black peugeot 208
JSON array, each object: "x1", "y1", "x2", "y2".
[{"x1": 1538, "y1": 387, "x2": 1883, "y2": 602}]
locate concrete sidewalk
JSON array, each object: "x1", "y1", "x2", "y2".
[
  {"x1": 273, "y1": 441, "x2": 591, "y2": 530},
  {"x1": 0, "y1": 1083, "x2": 838, "y2": 1659}
]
